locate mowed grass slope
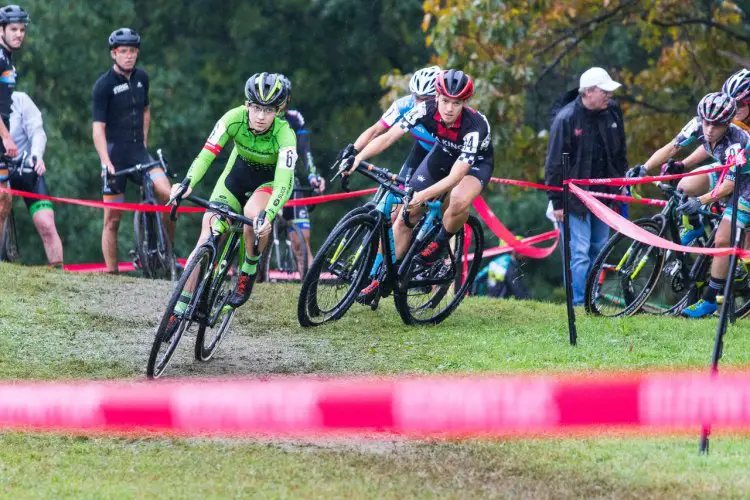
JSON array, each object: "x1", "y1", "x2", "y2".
[{"x1": 2, "y1": 263, "x2": 750, "y2": 499}]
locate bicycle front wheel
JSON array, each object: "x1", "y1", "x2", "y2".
[
  {"x1": 584, "y1": 218, "x2": 665, "y2": 317},
  {"x1": 394, "y1": 215, "x2": 484, "y2": 326},
  {"x1": 147, "y1": 245, "x2": 213, "y2": 378},
  {"x1": 134, "y1": 210, "x2": 154, "y2": 278},
  {"x1": 288, "y1": 225, "x2": 309, "y2": 280},
  {"x1": 297, "y1": 212, "x2": 379, "y2": 327},
  {"x1": 194, "y1": 237, "x2": 241, "y2": 362}
]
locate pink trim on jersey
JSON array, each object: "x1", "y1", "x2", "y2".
[
  {"x1": 203, "y1": 142, "x2": 222, "y2": 155},
  {"x1": 378, "y1": 118, "x2": 392, "y2": 129}
]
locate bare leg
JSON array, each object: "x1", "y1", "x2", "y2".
[
  {"x1": 102, "y1": 206, "x2": 122, "y2": 273},
  {"x1": 32, "y1": 209, "x2": 63, "y2": 266}
]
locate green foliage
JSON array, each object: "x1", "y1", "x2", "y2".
[{"x1": 8, "y1": 0, "x2": 429, "y2": 264}]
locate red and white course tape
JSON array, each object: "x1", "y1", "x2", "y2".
[{"x1": 2, "y1": 372, "x2": 750, "y2": 437}]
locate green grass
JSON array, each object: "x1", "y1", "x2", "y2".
[{"x1": 2, "y1": 262, "x2": 750, "y2": 498}]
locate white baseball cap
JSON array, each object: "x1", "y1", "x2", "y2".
[{"x1": 579, "y1": 67, "x2": 621, "y2": 92}]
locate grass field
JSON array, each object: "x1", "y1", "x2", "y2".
[{"x1": 2, "y1": 263, "x2": 750, "y2": 498}]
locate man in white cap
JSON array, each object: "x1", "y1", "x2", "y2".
[{"x1": 544, "y1": 66, "x2": 628, "y2": 305}]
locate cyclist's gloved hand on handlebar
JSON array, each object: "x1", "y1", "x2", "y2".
[
  {"x1": 676, "y1": 196, "x2": 702, "y2": 216},
  {"x1": 661, "y1": 160, "x2": 685, "y2": 176},
  {"x1": 625, "y1": 164, "x2": 648, "y2": 178},
  {"x1": 335, "y1": 144, "x2": 358, "y2": 163}
]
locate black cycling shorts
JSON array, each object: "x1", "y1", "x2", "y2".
[
  {"x1": 8, "y1": 170, "x2": 53, "y2": 215},
  {"x1": 397, "y1": 142, "x2": 429, "y2": 182},
  {"x1": 407, "y1": 146, "x2": 493, "y2": 192},
  {"x1": 209, "y1": 155, "x2": 276, "y2": 212},
  {"x1": 103, "y1": 143, "x2": 162, "y2": 197}
]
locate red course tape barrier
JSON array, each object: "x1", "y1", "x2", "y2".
[
  {"x1": 570, "y1": 183, "x2": 750, "y2": 258},
  {"x1": 0, "y1": 186, "x2": 378, "y2": 213},
  {"x1": 565, "y1": 163, "x2": 729, "y2": 187},
  {"x1": 472, "y1": 197, "x2": 559, "y2": 259},
  {"x1": 3, "y1": 372, "x2": 750, "y2": 436}
]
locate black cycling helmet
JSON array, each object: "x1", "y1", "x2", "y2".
[
  {"x1": 435, "y1": 69, "x2": 474, "y2": 100},
  {"x1": 0, "y1": 5, "x2": 29, "y2": 26},
  {"x1": 278, "y1": 73, "x2": 292, "y2": 105},
  {"x1": 697, "y1": 92, "x2": 737, "y2": 125},
  {"x1": 108, "y1": 27, "x2": 140, "y2": 50},
  {"x1": 245, "y1": 72, "x2": 289, "y2": 109}
]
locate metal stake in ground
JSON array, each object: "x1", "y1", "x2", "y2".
[
  {"x1": 700, "y1": 162, "x2": 743, "y2": 455},
  {"x1": 562, "y1": 152, "x2": 577, "y2": 346}
]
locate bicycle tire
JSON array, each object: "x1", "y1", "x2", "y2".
[
  {"x1": 394, "y1": 215, "x2": 484, "y2": 326},
  {"x1": 584, "y1": 218, "x2": 666, "y2": 317},
  {"x1": 0, "y1": 210, "x2": 18, "y2": 263},
  {"x1": 133, "y1": 210, "x2": 154, "y2": 278},
  {"x1": 147, "y1": 245, "x2": 213, "y2": 378},
  {"x1": 195, "y1": 237, "x2": 241, "y2": 361},
  {"x1": 256, "y1": 242, "x2": 272, "y2": 283},
  {"x1": 297, "y1": 212, "x2": 379, "y2": 327}
]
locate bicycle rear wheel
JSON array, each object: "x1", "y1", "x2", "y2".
[
  {"x1": 297, "y1": 212, "x2": 379, "y2": 327},
  {"x1": 0, "y1": 210, "x2": 18, "y2": 262},
  {"x1": 134, "y1": 210, "x2": 154, "y2": 278},
  {"x1": 147, "y1": 245, "x2": 213, "y2": 378},
  {"x1": 195, "y1": 237, "x2": 241, "y2": 361},
  {"x1": 394, "y1": 215, "x2": 484, "y2": 325},
  {"x1": 584, "y1": 218, "x2": 665, "y2": 317}
]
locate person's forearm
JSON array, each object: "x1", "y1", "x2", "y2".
[
  {"x1": 356, "y1": 129, "x2": 400, "y2": 163},
  {"x1": 92, "y1": 123, "x2": 111, "y2": 164},
  {"x1": 0, "y1": 120, "x2": 10, "y2": 141},
  {"x1": 699, "y1": 180, "x2": 733, "y2": 205},
  {"x1": 353, "y1": 123, "x2": 385, "y2": 152},
  {"x1": 143, "y1": 106, "x2": 151, "y2": 147},
  {"x1": 643, "y1": 143, "x2": 678, "y2": 172},
  {"x1": 682, "y1": 146, "x2": 710, "y2": 169}
]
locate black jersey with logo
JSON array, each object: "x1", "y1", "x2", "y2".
[
  {"x1": 91, "y1": 67, "x2": 150, "y2": 144},
  {"x1": 0, "y1": 46, "x2": 16, "y2": 123}
]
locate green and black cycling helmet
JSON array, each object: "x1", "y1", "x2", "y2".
[
  {"x1": 245, "y1": 72, "x2": 289, "y2": 109},
  {"x1": 0, "y1": 5, "x2": 29, "y2": 26},
  {"x1": 697, "y1": 92, "x2": 737, "y2": 125},
  {"x1": 108, "y1": 27, "x2": 140, "y2": 50}
]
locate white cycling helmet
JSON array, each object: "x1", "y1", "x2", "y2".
[
  {"x1": 409, "y1": 65, "x2": 441, "y2": 97},
  {"x1": 723, "y1": 68, "x2": 750, "y2": 105}
]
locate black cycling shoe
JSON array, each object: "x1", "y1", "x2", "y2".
[
  {"x1": 415, "y1": 241, "x2": 446, "y2": 267},
  {"x1": 227, "y1": 272, "x2": 257, "y2": 308}
]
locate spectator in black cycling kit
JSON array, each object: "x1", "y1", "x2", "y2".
[
  {"x1": 0, "y1": 5, "x2": 28, "y2": 251},
  {"x1": 278, "y1": 76, "x2": 324, "y2": 273},
  {"x1": 92, "y1": 28, "x2": 174, "y2": 274},
  {"x1": 345, "y1": 69, "x2": 493, "y2": 302}
]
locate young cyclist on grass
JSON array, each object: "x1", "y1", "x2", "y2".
[
  {"x1": 169, "y1": 73, "x2": 297, "y2": 313},
  {"x1": 629, "y1": 92, "x2": 750, "y2": 318},
  {"x1": 344, "y1": 69, "x2": 493, "y2": 303}
]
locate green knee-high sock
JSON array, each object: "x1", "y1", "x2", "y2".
[
  {"x1": 175, "y1": 291, "x2": 192, "y2": 315},
  {"x1": 240, "y1": 254, "x2": 260, "y2": 275}
]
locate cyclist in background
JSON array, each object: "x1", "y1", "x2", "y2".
[
  {"x1": 630, "y1": 92, "x2": 750, "y2": 318},
  {"x1": 170, "y1": 73, "x2": 296, "y2": 311},
  {"x1": 0, "y1": 5, "x2": 29, "y2": 251},
  {"x1": 278, "y1": 75, "x2": 323, "y2": 275},
  {"x1": 2, "y1": 91, "x2": 63, "y2": 266},
  {"x1": 92, "y1": 28, "x2": 174, "y2": 273}
]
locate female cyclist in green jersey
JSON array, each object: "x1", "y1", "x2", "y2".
[{"x1": 170, "y1": 73, "x2": 297, "y2": 309}]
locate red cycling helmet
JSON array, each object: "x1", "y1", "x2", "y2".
[{"x1": 435, "y1": 69, "x2": 474, "y2": 100}]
